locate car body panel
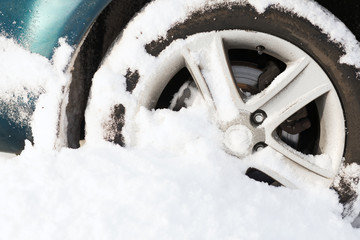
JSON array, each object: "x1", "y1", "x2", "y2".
[
  {"x1": 0, "y1": 0, "x2": 32, "y2": 43},
  {"x1": 0, "y1": 0, "x2": 112, "y2": 153},
  {"x1": 0, "y1": 0, "x2": 112, "y2": 58}
]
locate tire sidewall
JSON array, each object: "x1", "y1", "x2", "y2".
[{"x1": 142, "y1": 4, "x2": 360, "y2": 204}]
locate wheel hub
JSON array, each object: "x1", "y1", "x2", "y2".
[
  {"x1": 222, "y1": 111, "x2": 266, "y2": 158},
  {"x1": 224, "y1": 124, "x2": 253, "y2": 156}
]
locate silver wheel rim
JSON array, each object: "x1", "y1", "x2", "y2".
[{"x1": 112, "y1": 30, "x2": 346, "y2": 189}]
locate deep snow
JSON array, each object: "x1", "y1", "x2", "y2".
[
  {"x1": 0, "y1": 0, "x2": 360, "y2": 239},
  {"x1": 0, "y1": 35, "x2": 359, "y2": 240}
]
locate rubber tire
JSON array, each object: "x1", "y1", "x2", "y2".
[
  {"x1": 70, "y1": 2, "x2": 360, "y2": 208},
  {"x1": 66, "y1": 0, "x2": 151, "y2": 149},
  {"x1": 140, "y1": 4, "x2": 360, "y2": 206}
]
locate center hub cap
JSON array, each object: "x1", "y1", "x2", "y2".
[{"x1": 224, "y1": 124, "x2": 253, "y2": 156}]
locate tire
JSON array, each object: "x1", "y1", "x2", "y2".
[
  {"x1": 64, "y1": 0, "x2": 151, "y2": 148},
  {"x1": 72, "y1": 1, "x2": 360, "y2": 211}
]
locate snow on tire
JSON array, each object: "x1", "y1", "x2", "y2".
[{"x1": 84, "y1": 0, "x2": 360, "y2": 215}]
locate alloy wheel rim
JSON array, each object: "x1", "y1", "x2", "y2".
[{"x1": 129, "y1": 30, "x2": 345, "y2": 188}]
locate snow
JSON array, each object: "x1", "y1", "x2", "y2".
[
  {"x1": 0, "y1": 34, "x2": 358, "y2": 240},
  {"x1": 200, "y1": 38, "x2": 240, "y2": 122},
  {"x1": 107, "y1": 0, "x2": 360, "y2": 68},
  {"x1": 223, "y1": 124, "x2": 253, "y2": 156},
  {"x1": 0, "y1": 37, "x2": 49, "y2": 126},
  {"x1": 32, "y1": 38, "x2": 73, "y2": 150},
  {"x1": 0, "y1": 0, "x2": 360, "y2": 239},
  {"x1": 1, "y1": 143, "x2": 359, "y2": 240}
]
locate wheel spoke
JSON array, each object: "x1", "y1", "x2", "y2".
[
  {"x1": 260, "y1": 59, "x2": 332, "y2": 132},
  {"x1": 249, "y1": 147, "x2": 333, "y2": 188},
  {"x1": 245, "y1": 56, "x2": 311, "y2": 112},
  {"x1": 182, "y1": 34, "x2": 244, "y2": 123},
  {"x1": 181, "y1": 48, "x2": 215, "y2": 111},
  {"x1": 265, "y1": 136, "x2": 335, "y2": 178},
  {"x1": 251, "y1": 57, "x2": 335, "y2": 178}
]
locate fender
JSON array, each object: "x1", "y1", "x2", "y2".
[
  {"x1": 0, "y1": 0, "x2": 112, "y2": 153},
  {"x1": 0, "y1": 0, "x2": 112, "y2": 58},
  {"x1": 0, "y1": 0, "x2": 149, "y2": 153}
]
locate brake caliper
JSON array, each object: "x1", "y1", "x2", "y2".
[{"x1": 279, "y1": 107, "x2": 311, "y2": 135}]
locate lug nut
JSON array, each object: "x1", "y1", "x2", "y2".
[
  {"x1": 256, "y1": 45, "x2": 265, "y2": 55},
  {"x1": 251, "y1": 110, "x2": 267, "y2": 125},
  {"x1": 253, "y1": 142, "x2": 267, "y2": 152},
  {"x1": 254, "y1": 113, "x2": 265, "y2": 123}
]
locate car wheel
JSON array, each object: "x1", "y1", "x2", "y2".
[{"x1": 71, "y1": 1, "x2": 360, "y2": 210}]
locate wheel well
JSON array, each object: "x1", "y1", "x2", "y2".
[{"x1": 66, "y1": 0, "x2": 151, "y2": 148}]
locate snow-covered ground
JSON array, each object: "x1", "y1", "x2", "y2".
[
  {"x1": 0, "y1": 35, "x2": 359, "y2": 240},
  {"x1": 1, "y1": 0, "x2": 360, "y2": 238}
]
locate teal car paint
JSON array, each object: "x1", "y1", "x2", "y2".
[
  {"x1": 1, "y1": 0, "x2": 112, "y2": 58},
  {"x1": 25, "y1": 0, "x2": 112, "y2": 58},
  {"x1": 0, "y1": 0, "x2": 111, "y2": 153}
]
